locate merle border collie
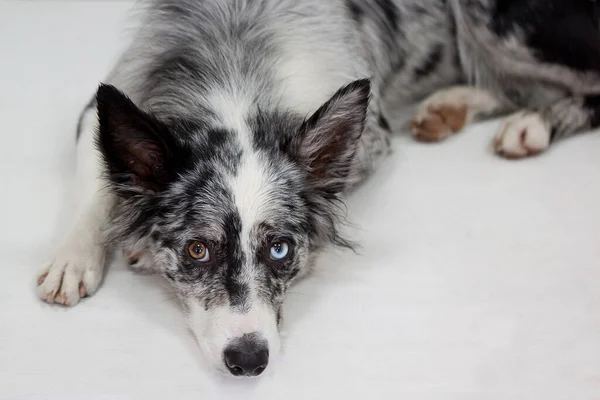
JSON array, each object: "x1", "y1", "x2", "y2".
[{"x1": 37, "y1": 0, "x2": 600, "y2": 376}]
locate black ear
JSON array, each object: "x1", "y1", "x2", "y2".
[
  {"x1": 96, "y1": 84, "x2": 182, "y2": 195},
  {"x1": 292, "y1": 79, "x2": 370, "y2": 193}
]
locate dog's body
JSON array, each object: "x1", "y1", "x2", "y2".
[{"x1": 37, "y1": 0, "x2": 600, "y2": 376}]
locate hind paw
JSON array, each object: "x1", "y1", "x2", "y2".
[
  {"x1": 410, "y1": 87, "x2": 501, "y2": 142},
  {"x1": 493, "y1": 112, "x2": 550, "y2": 159},
  {"x1": 410, "y1": 104, "x2": 468, "y2": 142}
]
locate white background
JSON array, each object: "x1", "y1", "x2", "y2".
[{"x1": 1, "y1": 1, "x2": 599, "y2": 399}]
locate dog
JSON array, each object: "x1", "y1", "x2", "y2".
[{"x1": 37, "y1": 0, "x2": 600, "y2": 376}]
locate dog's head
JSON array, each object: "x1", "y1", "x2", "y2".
[{"x1": 95, "y1": 79, "x2": 370, "y2": 376}]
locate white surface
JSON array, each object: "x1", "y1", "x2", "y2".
[{"x1": 1, "y1": 2, "x2": 600, "y2": 399}]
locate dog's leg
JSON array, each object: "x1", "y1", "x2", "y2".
[
  {"x1": 410, "y1": 86, "x2": 510, "y2": 142},
  {"x1": 37, "y1": 104, "x2": 115, "y2": 306},
  {"x1": 494, "y1": 95, "x2": 600, "y2": 158}
]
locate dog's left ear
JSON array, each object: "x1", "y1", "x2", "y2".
[
  {"x1": 291, "y1": 79, "x2": 370, "y2": 193},
  {"x1": 96, "y1": 84, "x2": 185, "y2": 196}
]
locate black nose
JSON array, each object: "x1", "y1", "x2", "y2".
[{"x1": 223, "y1": 333, "x2": 269, "y2": 377}]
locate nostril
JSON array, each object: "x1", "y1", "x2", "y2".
[
  {"x1": 229, "y1": 365, "x2": 244, "y2": 376},
  {"x1": 253, "y1": 365, "x2": 266, "y2": 376}
]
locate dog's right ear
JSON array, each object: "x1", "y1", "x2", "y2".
[{"x1": 96, "y1": 84, "x2": 183, "y2": 196}]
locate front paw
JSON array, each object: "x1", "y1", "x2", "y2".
[{"x1": 37, "y1": 243, "x2": 105, "y2": 306}]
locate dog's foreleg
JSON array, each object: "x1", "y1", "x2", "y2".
[
  {"x1": 493, "y1": 95, "x2": 600, "y2": 158},
  {"x1": 37, "y1": 104, "x2": 115, "y2": 306}
]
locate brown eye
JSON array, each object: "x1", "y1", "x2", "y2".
[{"x1": 188, "y1": 241, "x2": 210, "y2": 262}]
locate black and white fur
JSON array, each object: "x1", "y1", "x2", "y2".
[{"x1": 37, "y1": 0, "x2": 600, "y2": 376}]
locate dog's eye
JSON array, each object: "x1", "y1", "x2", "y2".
[
  {"x1": 188, "y1": 241, "x2": 211, "y2": 262},
  {"x1": 269, "y1": 241, "x2": 290, "y2": 261}
]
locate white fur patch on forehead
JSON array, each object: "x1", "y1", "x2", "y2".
[
  {"x1": 229, "y1": 151, "x2": 279, "y2": 242},
  {"x1": 205, "y1": 89, "x2": 279, "y2": 240}
]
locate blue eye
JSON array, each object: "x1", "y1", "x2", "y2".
[{"x1": 269, "y1": 241, "x2": 289, "y2": 261}]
